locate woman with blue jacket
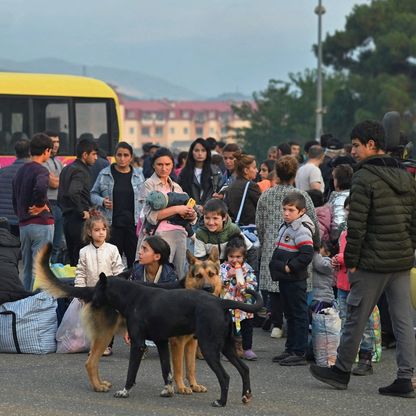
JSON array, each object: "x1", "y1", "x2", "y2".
[
  {"x1": 91, "y1": 142, "x2": 144, "y2": 268},
  {"x1": 131, "y1": 235, "x2": 177, "y2": 283}
]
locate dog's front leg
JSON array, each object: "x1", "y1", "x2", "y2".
[
  {"x1": 185, "y1": 339, "x2": 207, "y2": 393},
  {"x1": 114, "y1": 339, "x2": 146, "y2": 398},
  {"x1": 170, "y1": 337, "x2": 191, "y2": 394},
  {"x1": 156, "y1": 340, "x2": 174, "y2": 397}
]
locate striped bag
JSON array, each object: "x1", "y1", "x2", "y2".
[{"x1": 0, "y1": 291, "x2": 57, "y2": 354}]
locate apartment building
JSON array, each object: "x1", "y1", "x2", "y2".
[{"x1": 119, "y1": 99, "x2": 250, "y2": 152}]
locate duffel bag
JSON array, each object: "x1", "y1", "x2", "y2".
[{"x1": 0, "y1": 291, "x2": 57, "y2": 354}]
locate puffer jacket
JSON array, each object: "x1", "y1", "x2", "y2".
[
  {"x1": 345, "y1": 155, "x2": 416, "y2": 272},
  {"x1": 269, "y1": 214, "x2": 315, "y2": 281}
]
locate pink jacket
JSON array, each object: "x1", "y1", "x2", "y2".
[
  {"x1": 316, "y1": 204, "x2": 332, "y2": 243},
  {"x1": 335, "y1": 229, "x2": 349, "y2": 291}
]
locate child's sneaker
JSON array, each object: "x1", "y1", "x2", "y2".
[
  {"x1": 102, "y1": 347, "x2": 113, "y2": 356},
  {"x1": 270, "y1": 327, "x2": 283, "y2": 339},
  {"x1": 243, "y1": 349, "x2": 258, "y2": 361}
]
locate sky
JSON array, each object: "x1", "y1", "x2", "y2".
[{"x1": 1, "y1": 0, "x2": 369, "y2": 97}]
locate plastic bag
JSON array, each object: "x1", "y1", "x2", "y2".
[
  {"x1": 371, "y1": 305, "x2": 382, "y2": 363},
  {"x1": 312, "y1": 307, "x2": 341, "y2": 367},
  {"x1": 56, "y1": 298, "x2": 90, "y2": 353}
]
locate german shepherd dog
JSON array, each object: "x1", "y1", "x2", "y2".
[
  {"x1": 169, "y1": 248, "x2": 222, "y2": 395},
  {"x1": 35, "y1": 244, "x2": 263, "y2": 407}
]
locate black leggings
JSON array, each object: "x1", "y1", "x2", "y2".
[
  {"x1": 110, "y1": 225, "x2": 138, "y2": 268},
  {"x1": 269, "y1": 292, "x2": 284, "y2": 329},
  {"x1": 233, "y1": 318, "x2": 254, "y2": 350}
]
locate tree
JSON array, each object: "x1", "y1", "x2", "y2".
[
  {"x1": 233, "y1": 0, "x2": 416, "y2": 154},
  {"x1": 232, "y1": 70, "x2": 349, "y2": 158},
  {"x1": 321, "y1": 0, "x2": 416, "y2": 133}
]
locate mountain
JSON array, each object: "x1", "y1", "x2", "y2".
[
  {"x1": 209, "y1": 92, "x2": 252, "y2": 101},
  {"x1": 0, "y1": 57, "x2": 203, "y2": 100}
]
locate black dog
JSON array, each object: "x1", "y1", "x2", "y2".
[{"x1": 35, "y1": 243, "x2": 263, "y2": 407}]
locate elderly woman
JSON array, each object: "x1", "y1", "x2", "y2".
[
  {"x1": 136, "y1": 147, "x2": 196, "y2": 279},
  {"x1": 256, "y1": 155, "x2": 320, "y2": 343},
  {"x1": 91, "y1": 141, "x2": 144, "y2": 268}
]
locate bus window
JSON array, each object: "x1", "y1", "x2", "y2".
[
  {"x1": 33, "y1": 99, "x2": 70, "y2": 154},
  {"x1": 0, "y1": 97, "x2": 30, "y2": 154},
  {"x1": 75, "y1": 101, "x2": 109, "y2": 153}
]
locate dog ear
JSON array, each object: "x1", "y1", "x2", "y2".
[
  {"x1": 208, "y1": 246, "x2": 219, "y2": 263},
  {"x1": 186, "y1": 249, "x2": 197, "y2": 265},
  {"x1": 99, "y1": 273, "x2": 108, "y2": 285}
]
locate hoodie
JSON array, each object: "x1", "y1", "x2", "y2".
[
  {"x1": 194, "y1": 217, "x2": 253, "y2": 260},
  {"x1": 345, "y1": 155, "x2": 416, "y2": 272}
]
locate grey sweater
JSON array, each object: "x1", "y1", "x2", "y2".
[{"x1": 312, "y1": 253, "x2": 335, "y2": 304}]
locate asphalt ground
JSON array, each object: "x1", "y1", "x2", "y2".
[{"x1": 0, "y1": 327, "x2": 415, "y2": 416}]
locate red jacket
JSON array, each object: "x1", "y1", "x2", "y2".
[{"x1": 335, "y1": 229, "x2": 349, "y2": 291}]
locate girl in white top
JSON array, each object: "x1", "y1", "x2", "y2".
[
  {"x1": 75, "y1": 214, "x2": 125, "y2": 288},
  {"x1": 75, "y1": 214, "x2": 125, "y2": 356}
]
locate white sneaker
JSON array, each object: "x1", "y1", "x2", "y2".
[{"x1": 270, "y1": 327, "x2": 283, "y2": 339}]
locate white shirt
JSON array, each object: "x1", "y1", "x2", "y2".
[
  {"x1": 194, "y1": 167, "x2": 203, "y2": 184},
  {"x1": 295, "y1": 163, "x2": 324, "y2": 193}
]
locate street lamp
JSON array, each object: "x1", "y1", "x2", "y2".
[{"x1": 315, "y1": 0, "x2": 326, "y2": 141}]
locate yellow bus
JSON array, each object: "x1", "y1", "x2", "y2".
[{"x1": 0, "y1": 72, "x2": 121, "y2": 166}]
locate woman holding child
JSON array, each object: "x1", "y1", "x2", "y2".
[
  {"x1": 136, "y1": 147, "x2": 196, "y2": 279},
  {"x1": 256, "y1": 156, "x2": 320, "y2": 347}
]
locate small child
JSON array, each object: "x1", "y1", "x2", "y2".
[
  {"x1": 75, "y1": 214, "x2": 125, "y2": 356},
  {"x1": 269, "y1": 192, "x2": 314, "y2": 366},
  {"x1": 332, "y1": 197, "x2": 378, "y2": 375},
  {"x1": 144, "y1": 190, "x2": 195, "y2": 237},
  {"x1": 220, "y1": 236, "x2": 258, "y2": 361},
  {"x1": 311, "y1": 241, "x2": 337, "y2": 311},
  {"x1": 307, "y1": 189, "x2": 332, "y2": 244},
  {"x1": 194, "y1": 198, "x2": 253, "y2": 262}
]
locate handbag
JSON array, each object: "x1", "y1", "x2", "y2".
[{"x1": 236, "y1": 181, "x2": 260, "y2": 248}]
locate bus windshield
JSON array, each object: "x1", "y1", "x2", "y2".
[{"x1": 0, "y1": 72, "x2": 121, "y2": 166}]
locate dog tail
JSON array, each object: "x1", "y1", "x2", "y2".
[
  {"x1": 34, "y1": 243, "x2": 94, "y2": 302},
  {"x1": 221, "y1": 289, "x2": 264, "y2": 313}
]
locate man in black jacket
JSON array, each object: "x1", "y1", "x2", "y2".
[
  {"x1": 58, "y1": 138, "x2": 98, "y2": 266},
  {"x1": 310, "y1": 120, "x2": 416, "y2": 398}
]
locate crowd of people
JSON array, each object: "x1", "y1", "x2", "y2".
[{"x1": 0, "y1": 120, "x2": 415, "y2": 398}]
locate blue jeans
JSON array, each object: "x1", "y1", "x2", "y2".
[
  {"x1": 20, "y1": 223, "x2": 54, "y2": 291},
  {"x1": 50, "y1": 202, "x2": 65, "y2": 264},
  {"x1": 337, "y1": 288, "x2": 374, "y2": 353},
  {"x1": 279, "y1": 279, "x2": 309, "y2": 355}
]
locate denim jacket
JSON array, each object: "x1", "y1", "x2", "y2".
[{"x1": 90, "y1": 164, "x2": 145, "y2": 225}]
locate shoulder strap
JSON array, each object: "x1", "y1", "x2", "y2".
[
  {"x1": 302, "y1": 221, "x2": 314, "y2": 237},
  {"x1": 236, "y1": 181, "x2": 250, "y2": 225}
]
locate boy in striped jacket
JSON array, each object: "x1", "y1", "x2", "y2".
[{"x1": 269, "y1": 192, "x2": 315, "y2": 366}]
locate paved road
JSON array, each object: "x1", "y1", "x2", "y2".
[{"x1": 1, "y1": 328, "x2": 414, "y2": 416}]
